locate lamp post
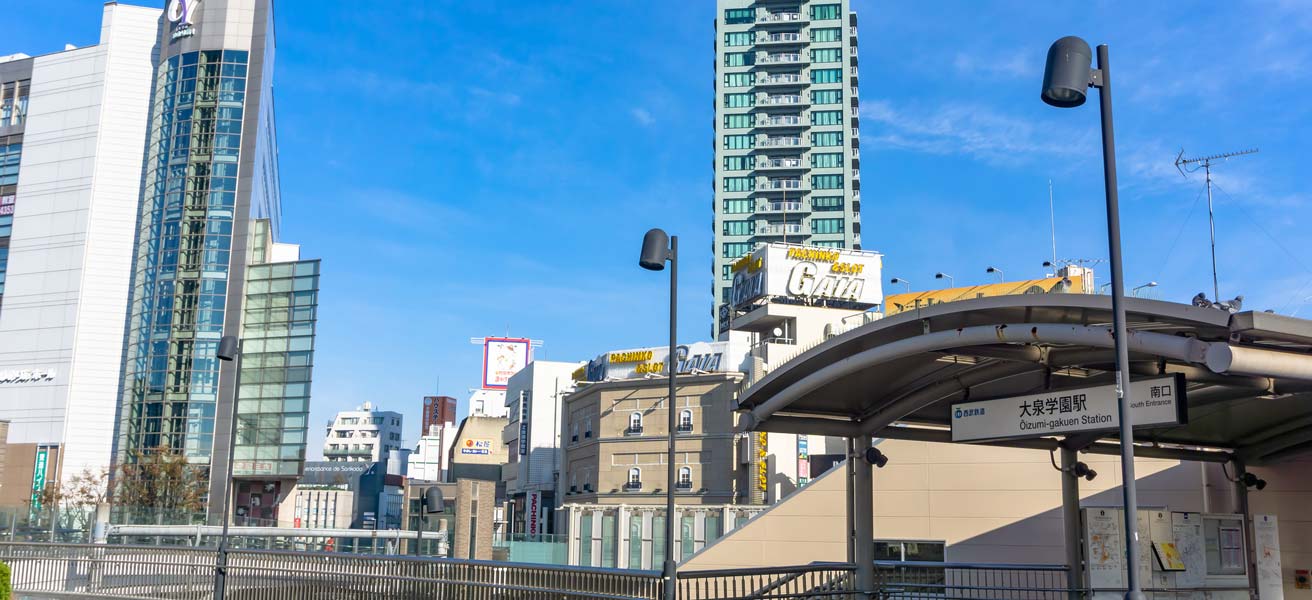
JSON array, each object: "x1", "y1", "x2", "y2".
[
  {"x1": 1042, "y1": 36, "x2": 1144, "y2": 600},
  {"x1": 889, "y1": 277, "x2": 912, "y2": 293},
  {"x1": 639, "y1": 229, "x2": 678, "y2": 600},
  {"x1": 1131, "y1": 282, "x2": 1158, "y2": 297},
  {"x1": 986, "y1": 266, "x2": 1004, "y2": 282},
  {"x1": 214, "y1": 335, "x2": 242, "y2": 600},
  {"x1": 934, "y1": 272, "x2": 954, "y2": 288}
]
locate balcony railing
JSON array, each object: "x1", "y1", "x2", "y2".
[
  {"x1": 323, "y1": 448, "x2": 372, "y2": 457},
  {"x1": 759, "y1": 201, "x2": 804, "y2": 213},
  {"x1": 757, "y1": 74, "x2": 803, "y2": 85},
  {"x1": 624, "y1": 426, "x2": 644, "y2": 436},
  {"x1": 759, "y1": 136, "x2": 802, "y2": 147},
  {"x1": 758, "y1": 12, "x2": 802, "y2": 23},
  {"x1": 622, "y1": 481, "x2": 643, "y2": 492},
  {"x1": 759, "y1": 32, "x2": 802, "y2": 43},
  {"x1": 675, "y1": 481, "x2": 693, "y2": 490},
  {"x1": 757, "y1": 224, "x2": 804, "y2": 236},
  {"x1": 758, "y1": 53, "x2": 802, "y2": 64},
  {"x1": 761, "y1": 179, "x2": 803, "y2": 190},
  {"x1": 757, "y1": 116, "x2": 803, "y2": 127},
  {"x1": 760, "y1": 94, "x2": 803, "y2": 106},
  {"x1": 758, "y1": 157, "x2": 802, "y2": 169}
]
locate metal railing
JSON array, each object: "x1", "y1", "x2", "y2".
[
  {"x1": 0, "y1": 542, "x2": 665, "y2": 600},
  {"x1": 873, "y1": 561, "x2": 1070, "y2": 600},
  {"x1": 680, "y1": 563, "x2": 857, "y2": 600}
]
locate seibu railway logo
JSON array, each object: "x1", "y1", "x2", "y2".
[{"x1": 167, "y1": 0, "x2": 202, "y2": 41}]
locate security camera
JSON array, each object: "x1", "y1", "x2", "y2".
[
  {"x1": 1072, "y1": 461, "x2": 1098, "y2": 482},
  {"x1": 864, "y1": 447, "x2": 888, "y2": 468},
  {"x1": 1241, "y1": 472, "x2": 1267, "y2": 491}
]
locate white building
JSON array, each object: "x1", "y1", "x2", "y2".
[
  {"x1": 501, "y1": 360, "x2": 585, "y2": 534},
  {"x1": 410, "y1": 432, "x2": 451, "y2": 482},
  {"x1": 323, "y1": 402, "x2": 404, "y2": 463},
  {"x1": 0, "y1": 3, "x2": 161, "y2": 484},
  {"x1": 468, "y1": 389, "x2": 508, "y2": 418}
]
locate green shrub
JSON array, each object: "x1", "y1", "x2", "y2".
[{"x1": 0, "y1": 560, "x2": 11, "y2": 600}]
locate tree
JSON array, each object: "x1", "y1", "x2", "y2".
[{"x1": 113, "y1": 446, "x2": 207, "y2": 524}]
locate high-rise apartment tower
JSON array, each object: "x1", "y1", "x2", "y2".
[{"x1": 712, "y1": 0, "x2": 863, "y2": 334}]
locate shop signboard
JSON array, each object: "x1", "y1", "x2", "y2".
[
  {"x1": 729, "y1": 244, "x2": 883, "y2": 310},
  {"x1": 526, "y1": 491, "x2": 542, "y2": 535},
  {"x1": 29, "y1": 447, "x2": 49, "y2": 513},
  {"x1": 460, "y1": 439, "x2": 492, "y2": 455},
  {"x1": 951, "y1": 375, "x2": 1186, "y2": 443},
  {"x1": 583, "y1": 341, "x2": 737, "y2": 382},
  {"x1": 482, "y1": 337, "x2": 530, "y2": 389}
]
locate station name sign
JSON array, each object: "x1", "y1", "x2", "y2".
[{"x1": 950, "y1": 374, "x2": 1187, "y2": 443}]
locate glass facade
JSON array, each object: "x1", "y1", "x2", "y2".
[
  {"x1": 234, "y1": 246, "x2": 318, "y2": 478},
  {"x1": 119, "y1": 50, "x2": 249, "y2": 486},
  {"x1": 712, "y1": 0, "x2": 862, "y2": 334}
]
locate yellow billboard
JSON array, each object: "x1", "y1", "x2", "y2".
[{"x1": 884, "y1": 275, "x2": 1087, "y2": 315}]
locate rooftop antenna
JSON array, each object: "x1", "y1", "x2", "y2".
[
  {"x1": 1048, "y1": 179, "x2": 1058, "y2": 272},
  {"x1": 1174, "y1": 147, "x2": 1259, "y2": 302}
]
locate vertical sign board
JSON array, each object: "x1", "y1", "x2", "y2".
[
  {"x1": 29, "y1": 447, "x2": 49, "y2": 515},
  {"x1": 518, "y1": 391, "x2": 530, "y2": 457},
  {"x1": 755, "y1": 432, "x2": 769, "y2": 494},
  {"x1": 796, "y1": 436, "x2": 810, "y2": 485},
  {"x1": 482, "y1": 337, "x2": 530, "y2": 390},
  {"x1": 951, "y1": 375, "x2": 1186, "y2": 443},
  {"x1": 526, "y1": 491, "x2": 542, "y2": 536}
]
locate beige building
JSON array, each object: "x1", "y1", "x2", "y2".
[
  {"x1": 448, "y1": 415, "x2": 509, "y2": 483},
  {"x1": 559, "y1": 373, "x2": 746, "y2": 505}
]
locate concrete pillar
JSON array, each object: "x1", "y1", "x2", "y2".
[
  {"x1": 845, "y1": 439, "x2": 856, "y2": 565},
  {"x1": 852, "y1": 437, "x2": 874, "y2": 599},
  {"x1": 1232, "y1": 459, "x2": 1258, "y2": 600},
  {"x1": 1060, "y1": 446, "x2": 1083, "y2": 600}
]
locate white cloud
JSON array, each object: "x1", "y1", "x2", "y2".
[
  {"x1": 632, "y1": 107, "x2": 655, "y2": 126},
  {"x1": 952, "y1": 50, "x2": 1035, "y2": 80},
  {"x1": 860, "y1": 99, "x2": 1094, "y2": 166}
]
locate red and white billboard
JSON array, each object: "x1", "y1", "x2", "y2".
[{"x1": 481, "y1": 337, "x2": 530, "y2": 389}]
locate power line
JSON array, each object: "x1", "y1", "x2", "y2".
[
  {"x1": 1151, "y1": 186, "x2": 1205, "y2": 286},
  {"x1": 1209, "y1": 181, "x2": 1312, "y2": 313}
]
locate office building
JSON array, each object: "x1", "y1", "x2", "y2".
[
  {"x1": 0, "y1": 3, "x2": 161, "y2": 489},
  {"x1": 113, "y1": 0, "x2": 319, "y2": 525},
  {"x1": 323, "y1": 403, "x2": 403, "y2": 463},
  {"x1": 411, "y1": 395, "x2": 458, "y2": 482},
  {"x1": 421, "y1": 395, "x2": 457, "y2": 436},
  {"x1": 501, "y1": 360, "x2": 584, "y2": 535},
  {"x1": 712, "y1": 0, "x2": 863, "y2": 334},
  {"x1": 467, "y1": 389, "x2": 508, "y2": 419}
]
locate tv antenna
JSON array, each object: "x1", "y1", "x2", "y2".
[{"x1": 1174, "y1": 147, "x2": 1259, "y2": 302}]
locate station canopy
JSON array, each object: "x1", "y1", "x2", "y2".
[{"x1": 737, "y1": 295, "x2": 1312, "y2": 464}]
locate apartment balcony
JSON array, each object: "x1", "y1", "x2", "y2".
[
  {"x1": 756, "y1": 73, "x2": 805, "y2": 87},
  {"x1": 757, "y1": 32, "x2": 803, "y2": 45},
  {"x1": 323, "y1": 447, "x2": 373, "y2": 458},
  {"x1": 758, "y1": 136, "x2": 803, "y2": 148},
  {"x1": 622, "y1": 481, "x2": 643, "y2": 492},
  {"x1": 675, "y1": 481, "x2": 694, "y2": 491},
  {"x1": 758, "y1": 201, "x2": 805, "y2": 214},
  {"x1": 758, "y1": 178, "x2": 803, "y2": 191},
  {"x1": 757, "y1": 53, "x2": 803, "y2": 66},
  {"x1": 757, "y1": 11, "x2": 805, "y2": 24},
  {"x1": 756, "y1": 223, "x2": 805, "y2": 237},
  {"x1": 756, "y1": 115, "x2": 805, "y2": 128},
  {"x1": 759, "y1": 94, "x2": 805, "y2": 107},
  {"x1": 757, "y1": 157, "x2": 804, "y2": 170},
  {"x1": 624, "y1": 426, "x2": 644, "y2": 436}
]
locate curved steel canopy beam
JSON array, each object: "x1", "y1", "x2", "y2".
[{"x1": 741, "y1": 323, "x2": 1210, "y2": 430}]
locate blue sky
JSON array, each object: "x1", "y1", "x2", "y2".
[{"x1": 8, "y1": 1, "x2": 1311, "y2": 455}]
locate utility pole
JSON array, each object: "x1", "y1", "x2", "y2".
[
  {"x1": 1175, "y1": 148, "x2": 1259, "y2": 302},
  {"x1": 1048, "y1": 179, "x2": 1058, "y2": 268}
]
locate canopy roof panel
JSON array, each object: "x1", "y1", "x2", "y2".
[{"x1": 737, "y1": 295, "x2": 1312, "y2": 465}]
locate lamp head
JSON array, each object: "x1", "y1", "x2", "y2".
[
  {"x1": 935, "y1": 272, "x2": 946, "y2": 279},
  {"x1": 890, "y1": 277, "x2": 903, "y2": 284},
  {"x1": 986, "y1": 267, "x2": 999, "y2": 273},
  {"x1": 217, "y1": 336, "x2": 239, "y2": 362},
  {"x1": 639, "y1": 228, "x2": 670, "y2": 271},
  {"x1": 1041, "y1": 36, "x2": 1093, "y2": 108},
  {"x1": 423, "y1": 486, "x2": 445, "y2": 513},
  {"x1": 1043, "y1": 261, "x2": 1054, "y2": 268},
  {"x1": 1147, "y1": 281, "x2": 1158, "y2": 287}
]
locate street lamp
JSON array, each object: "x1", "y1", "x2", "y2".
[
  {"x1": 638, "y1": 228, "x2": 678, "y2": 600},
  {"x1": 1042, "y1": 35, "x2": 1145, "y2": 600},
  {"x1": 1131, "y1": 281, "x2": 1158, "y2": 297},
  {"x1": 985, "y1": 266, "x2": 1004, "y2": 282},
  {"x1": 934, "y1": 272, "x2": 954, "y2": 288},
  {"x1": 214, "y1": 335, "x2": 243, "y2": 600},
  {"x1": 889, "y1": 277, "x2": 912, "y2": 293}
]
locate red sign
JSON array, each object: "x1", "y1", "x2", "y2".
[{"x1": 294, "y1": 517, "x2": 301, "y2": 528}]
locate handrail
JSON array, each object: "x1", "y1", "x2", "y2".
[{"x1": 875, "y1": 560, "x2": 1068, "y2": 571}]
